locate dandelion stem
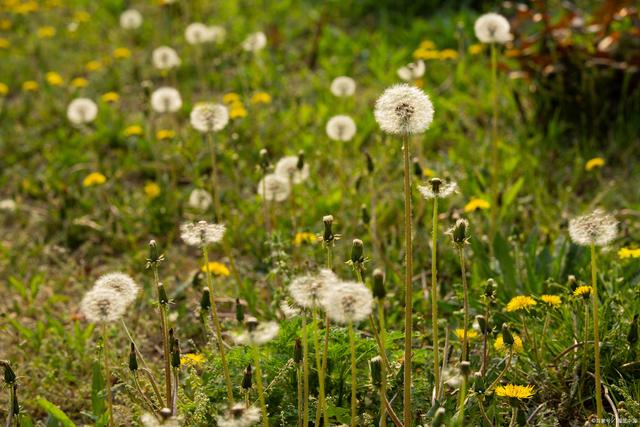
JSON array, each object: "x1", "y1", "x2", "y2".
[
  {"x1": 591, "y1": 243, "x2": 604, "y2": 423},
  {"x1": 487, "y1": 350, "x2": 512, "y2": 392},
  {"x1": 431, "y1": 196, "x2": 440, "y2": 399},
  {"x1": 262, "y1": 172, "x2": 271, "y2": 235},
  {"x1": 140, "y1": 367, "x2": 164, "y2": 407},
  {"x1": 297, "y1": 365, "x2": 303, "y2": 427},
  {"x1": 459, "y1": 246, "x2": 469, "y2": 363},
  {"x1": 203, "y1": 246, "x2": 234, "y2": 401},
  {"x1": 302, "y1": 314, "x2": 310, "y2": 427},
  {"x1": 172, "y1": 367, "x2": 179, "y2": 415},
  {"x1": 102, "y1": 324, "x2": 115, "y2": 427},
  {"x1": 401, "y1": 133, "x2": 413, "y2": 425},
  {"x1": 252, "y1": 345, "x2": 270, "y2": 427},
  {"x1": 120, "y1": 319, "x2": 150, "y2": 371},
  {"x1": 378, "y1": 302, "x2": 388, "y2": 427},
  {"x1": 206, "y1": 132, "x2": 222, "y2": 222},
  {"x1": 152, "y1": 264, "x2": 173, "y2": 408},
  {"x1": 457, "y1": 374, "x2": 467, "y2": 425},
  {"x1": 348, "y1": 321, "x2": 357, "y2": 427},
  {"x1": 489, "y1": 41, "x2": 499, "y2": 243},
  {"x1": 7, "y1": 384, "x2": 16, "y2": 427},
  {"x1": 476, "y1": 395, "x2": 494, "y2": 427},
  {"x1": 133, "y1": 372, "x2": 158, "y2": 416},
  {"x1": 481, "y1": 304, "x2": 489, "y2": 377},
  {"x1": 312, "y1": 307, "x2": 327, "y2": 427},
  {"x1": 508, "y1": 407, "x2": 517, "y2": 427}
]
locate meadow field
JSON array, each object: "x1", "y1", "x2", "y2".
[{"x1": 1, "y1": 0, "x2": 640, "y2": 426}]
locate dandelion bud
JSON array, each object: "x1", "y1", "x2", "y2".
[
  {"x1": 430, "y1": 177, "x2": 442, "y2": 193},
  {"x1": 432, "y1": 407, "x2": 446, "y2": 426},
  {"x1": 1, "y1": 361, "x2": 16, "y2": 385},
  {"x1": 501, "y1": 323, "x2": 514, "y2": 347},
  {"x1": 460, "y1": 361, "x2": 471, "y2": 376},
  {"x1": 245, "y1": 316, "x2": 259, "y2": 332},
  {"x1": 322, "y1": 215, "x2": 334, "y2": 243},
  {"x1": 484, "y1": 279, "x2": 497, "y2": 300},
  {"x1": 351, "y1": 239, "x2": 364, "y2": 265},
  {"x1": 476, "y1": 315, "x2": 489, "y2": 335},
  {"x1": 296, "y1": 150, "x2": 305, "y2": 170},
  {"x1": 259, "y1": 148, "x2": 269, "y2": 171},
  {"x1": 372, "y1": 268, "x2": 386, "y2": 300},
  {"x1": 129, "y1": 343, "x2": 138, "y2": 372},
  {"x1": 450, "y1": 218, "x2": 469, "y2": 246},
  {"x1": 171, "y1": 339, "x2": 181, "y2": 368},
  {"x1": 169, "y1": 328, "x2": 175, "y2": 349},
  {"x1": 364, "y1": 151, "x2": 374, "y2": 174},
  {"x1": 568, "y1": 275, "x2": 578, "y2": 292},
  {"x1": 12, "y1": 388, "x2": 19, "y2": 415},
  {"x1": 361, "y1": 204, "x2": 370, "y2": 225},
  {"x1": 294, "y1": 338, "x2": 303, "y2": 364},
  {"x1": 628, "y1": 314, "x2": 639, "y2": 345},
  {"x1": 413, "y1": 157, "x2": 422, "y2": 177},
  {"x1": 149, "y1": 239, "x2": 160, "y2": 263},
  {"x1": 235, "y1": 298, "x2": 245, "y2": 323},
  {"x1": 157, "y1": 282, "x2": 169, "y2": 305},
  {"x1": 369, "y1": 356, "x2": 382, "y2": 387},
  {"x1": 160, "y1": 407, "x2": 172, "y2": 420},
  {"x1": 242, "y1": 364, "x2": 253, "y2": 390},
  {"x1": 200, "y1": 288, "x2": 211, "y2": 311}
]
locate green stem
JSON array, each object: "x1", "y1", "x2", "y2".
[
  {"x1": 159, "y1": 305, "x2": 172, "y2": 407},
  {"x1": 508, "y1": 407, "x2": 517, "y2": 427},
  {"x1": 7, "y1": 384, "x2": 16, "y2": 427},
  {"x1": 481, "y1": 304, "x2": 489, "y2": 377},
  {"x1": 206, "y1": 132, "x2": 222, "y2": 222},
  {"x1": 457, "y1": 375, "x2": 467, "y2": 425},
  {"x1": 297, "y1": 366, "x2": 303, "y2": 427},
  {"x1": 102, "y1": 324, "x2": 114, "y2": 427},
  {"x1": 591, "y1": 243, "x2": 604, "y2": 422},
  {"x1": 133, "y1": 373, "x2": 158, "y2": 416},
  {"x1": 378, "y1": 302, "x2": 387, "y2": 427},
  {"x1": 302, "y1": 314, "x2": 309, "y2": 427},
  {"x1": 489, "y1": 42, "x2": 499, "y2": 243},
  {"x1": 487, "y1": 351, "x2": 512, "y2": 392},
  {"x1": 203, "y1": 246, "x2": 234, "y2": 401},
  {"x1": 540, "y1": 313, "x2": 550, "y2": 361},
  {"x1": 402, "y1": 133, "x2": 413, "y2": 425},
  {"x1": 431, "y1": 197, "x2": 440, "y2": 399},
  {"x1": 312, "y1": 307, "x2": 327, "y2": 427},
  {"x1": 348, "y1": 321, "x2": 357, "y2": 427},
  {"x1": 252, "y1": 345, "x2": 269, "y2": 427},
  {"x1": 459, "y1": 247, "x2": 469, "y2": 363},
  {"x1": 140, "y1": 367, "x2": 164, "y2": 408}
]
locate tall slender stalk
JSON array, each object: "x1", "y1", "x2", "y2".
[
  {"x1": 297, "y1": 364, "x2": 303, "y2": 427},
  {"x1": 401, "y1": 133, "x2": 413, "y2": 425},
  {"x1": 591, "y1": 243, "x2": 604, "y2": 422},
  {"x1": 302, "y1": 315, "x2": 310, "y2": 427},
  {"x1": 459, "y1": 247, "x2": 469, "y2": 363},
  {"x1": 252, "y1": 345, "x2": 269, "y2": 427},
  {"x1": 206, "y1": 133, "x2": 222, "y2": 222},
  {"x1": 152, "y1": 261, "x2": 172, "y2": 408},
  {"x1": 348, "y1": 321, "x2": 357, "y2": 427},
  {"x1": 489, "y1": 42, "x2": 499, "y2": 242},
  {"x1": 431, "y1": 197, "x2": 440, "y2": 399},
  {"x1": 202, "y1": 246, "x2": 234, "y2": 401},
  {"x1": 102, "y1": 325, "x2": 115, "y2": 427},
  {"x1": 7, "y1": 385, "x2": 16, "y2": 427},
  {"x1": 378, "y1": 303, "x2": 387, "y2": 427},
  {"x1": 312, "y1": 307, "x2": 327, "y2": 427}
]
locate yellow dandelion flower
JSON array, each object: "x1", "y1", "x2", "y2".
[
  {"x1": 413, "y1": 48, "x2": 440, "y2": 60},
  {"x1": 619, "y1": 247, "x2": 640, "y2": 259},
  {"x1": 15, "y1": 2, "x2": 38, "y2": 14},
  {"x1": 585, "y1": 157, "x2": 605, "y2": 171},
  {"x1": 468, "y1": 44, "x2": 484, "y2": 55},
  {"x1": 180, "y1": 353, "x2": 205, "y2": 367},
  {"x1": 101, "y1": 92, "x2": 119, "y2": 103},
  {"x1": 495, "y1": 384, "x2": 535, "y2": 399},
  {"x1": 505, "y1": 49, "x2": 521, "y2": 58},
  {"x1": 201, "y1": 261, "x2": 230, "y2": 277},
  {"x1": 74, "y1": 11, "x2": 90, "y2": 23},
  {"x1": 420, "y1": 40, "x2": 436, "y2": 50},
  {"x1": 223, "y1": 92, "x2": 241, "y2": 104},
  {"x1": 144, "y1": 182, "x2": 161, "y2": 199},
  {"x1": 414, "y1": 78, "x2": 424, "y2": 88},
  {"x1": 494, "y1": 334, "x2": 524, "y2": 353},
  {"x1": 82, "y1": 172, "x2": 106, "y2": 187},
  {"x1": 22, "y1": 81, "x2": 39, "y2": 92},
  {"x1": 438, "y1": 49, "x2": 459, "y2": 60},
  {"x1": 113, "y1": 47, "x2": 131, "y2": 59},
  {"x1": 0, "y1": 83, "x2": 8, "y2": 96},
  {"x1": 37, "y1": 26, "x2": 56, "y2": 38},
  {"x1": 156, "y1": 129, "x2": 175, "y2": 140},
  {"x1": 454, "y1": 328, "x2": 479, "y2": 341},
  {"x1": 573, "y1": 286, "x2": 592, "y2": 298},
  {"x1": 422, "y1": 167, "x2": 434, "y2": 177},
  {"x1": 464, "y1": 198, "x2": 490, "y2": 213},
  {"x1": 293, "y1": 232, "x2": 316, "y2": 247},
  {"x1": 123, "y1": 125, "x2": 144, "y2": 137},
  {"x1": 230, "y1": 104, "x2": 247, "y2": 119},
  {"x1": 86, "y1": 60, "x2": 102, "y2": 72},
  {"x1": 45, "y1": 72, "x2": 64, "y2": 86},
  {"x1": 540, "y1": 294, "x2": 562, "y2": 307},
  {"x1": 506, "y1": 295, "x2": 537, "y2": 312},
  {"x1": 251, "y1": 92, "x2": 271, "y2": 105},
  {"x1": 0, "y1": 20, "x2": 12, "y2": 31},
  {"x1": 70, "y1": 77, "x2": 89, "y2": 88},
  {"x1": 0, "y1": 38, "x2": 10, "y2": 49}
]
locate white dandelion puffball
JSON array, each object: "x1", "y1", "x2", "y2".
[
  {"x1": 257, "y1": 174, "x2": 290, "y2": 202},
  {"x1": 234, "y1": 321, "x2": 279, "y2": 346},
  {"x1": 474, "y1": 13, "x2": 513, "y2": 44},
  {"x1": 120, "y1": 9, "x2": 143, "y2": 30},
  {"x1": 140, "y1": 412, "x2": 180, "y2": 427},
  {"x1": 322, "y1": 281, "x2": 373, "y2": 324},
  {"x1": 180, "y1": 221, "x2": 226, "y2": 247},
  {"x1": 274, "y1": 156, "x2": 310, "y2": 184},
  {"x1": 217, "y1": 403, "x2": 261, "y2": 427},
  {"x1": 417, "y1": 178, "x2": 458, "y2": 200},
  {"x1": 151, "y1": 87, "x2": 182, "y2": 113},
  {"x1": 330, "y1": 76, "x2": 356, "y2": 97},
  {"x1": 190, "y1": 103, "x2": 229, "y2": 133},
  {"x1": 67, "y1": 98, "x2": 98, "y2": 125},
  {"x1": 152, "y1": 46, "x2": 181, "y2": 70},
  {"x1": 326, "y1": 115, "x2": 357, "y2": 142},
  {"x1": 188, "y1": 188, "x2": 212, "y2": 211},
  {"x1": 94, "y1": 272, "x2": 139, "y2": 307},
  {"x1": 569, "y1": 209, "x2": 618, "y2": 247},
  {"x1": 208, "y1": 25, "x2": 226, "y2": 43},
  {"x1": 374, "y1": 84, "x2": 434, "y2": 135},
  {"x1": 289, "y1": 269, "x2": 339, "y2": 309},
  {"x1": 185, "y1": 22, "x2": 215, "y2": 45},
  {"x1": 80, "y1": 287, "x2": 126, "y2": 324},
  {"x1": 242, "y1": 32, "x2": 267, "y2": 52},
  {"x1": 397, "y1": 60, "x2": 426, "y2": 81}
]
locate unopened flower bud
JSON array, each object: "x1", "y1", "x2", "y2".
[
  {"x1": 364, "y1": 151, "x2": 374, "y2": 174},
  {"x1": 450, "y1": 218, "x2": 469, "y2": 246},
  {"x1": 476, "y1": 315, "x2": 489, "y2": 335},
  {"x1": 432, "y1": 407, "x2": 445, "y2": 426},
  {"x1": 460, "y1": 361, "x2": 471, "y2": 376},
  {"x1": 351, "y1": 239, "x2": 364, "y2": 264},
  {"x1": 501, "y1": 323, "x2": 514, "y2": 347},
  {"x1": 294, "y1": 338, "x2": 303, "y2": 364},
  {"x1": 372, "y1": 268, "x2": 386, "y2": 300},
  {"x1": 1, "y1": 361, "x2": 16, "y2": 385},
  {"x1": 484, "y1": 278, "x2": 497, "y2": 300},
  {"x1": 322, "y1": 215, "x2": 334, "y2": 243},
  {"x1": 245, "y1": 316, "x2": 258, "y2": 332},
  {"x1": 157, "y1": 282, "x2": 169, "y2": 305},
  {"x1": 369, "y1": 356, "x2": 382, "y2": 387},
  {"x1": 242, "y1": 364, "x2": 252, "y2": 390},
  {"x1": 149, "y1": 240, "x2": 159, "y2": 263},
  {"x1": 430, "y1": 177, "x2": 442, "y2": 194},
  {"x1": 259, "y1": 148, "x2": 269, "y2": 170},
  {"x1": 200, "y1": 288, "x2": 211, "y2": 311},
  {"x1": 361, "y1": 204, "x2": 370, "y2": 225},
  {"x1": 296, "y1": 151, "x2": 305, "y2": 170},
  {"x1": 413, "y1": 157, "x2": 422, "y2": 177},
  {"x1": 171, "y1": 339, "x2": 181, "y2": 368},
  {"x1": 568, "y1": 275, "x2": 578, "y2": 292},
  {"x1": 628, "y1": 314, "x2": 639, "y2": 345},
  {"x1": 236, "y1": 298, "x2": 245, "y2": 323},
  {"x1": 129, "y1": 343, "x2": 138, "y2": 371}
]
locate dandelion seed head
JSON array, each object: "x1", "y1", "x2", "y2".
[
  {"x1": 151, "y1": 87, "x2": 182, "y2": 113},
  {"x1": 289, "y1": 269, "x2": 339, "y2": 309},
  {"x1": 397, "y1": 60, "x2": 425, "y2": 81},
  {"x1": 326, "y1": 115, "x2": 357, "y2": 142},
  {"x1": 80, "y1": 287, "x2": 126, "y2": 324},
  {"x1": 180, "y1": 221, "x2": 226, "y2": 247},
  {"x1": 474, "y1": 13, "x2": 513, "y2": 44},
  {"x1": 330, "y1": 76, "x2": 356, "y2": 97},
  {"x1": 322, "y1": 281, "x2": 373, "y2": 324},
  {"x1": 274, "y1": 156, "x2": 310, "y2": 184},
  {"x1": 120, "y1": 9, "x2": 142, "y2": 30},
  {"x1": 185, "y1": 22, "x2": 215, "y2": 45},
  {"x1": 257, "y1": 174, "x2": 290, "y2": 202},
  {"x1": 569, "y1": 209, "x2": 617, "y2": 247},
  {"x1": 152, "y1": 46, "x2": 181, "y2": 70},
  {"x1": 94, "y1": 272, "x2": 139, "y2": 307},
  {"x1": 242, "y1": 32, "x2": 267, "y2": 52},
  {"x1": 187, "y1": 188, "x2": 212, "y2": 211},
  {"x1": 374, "y1": 84, "x2": 434, "y2": 135},
  {"x1": 190, "y1": 103, "x2": 229, "y2": 133},
  {"x1": 217, "y1": 403, "x2": 261, "y2": 427},
  {"x1": 417, "y1": 178, "x2": 457, "y2": 200},
  {"x1": 67, "y1": 98, "x2": 98, "y2": 124},
  {"x1": 234, "y1": 321, "x2": 279, "y2": 346}
]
